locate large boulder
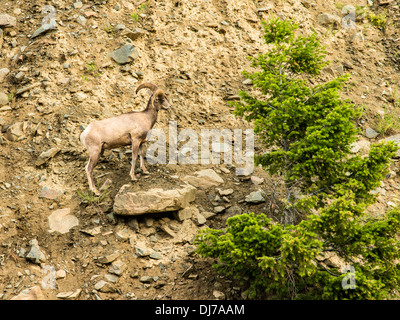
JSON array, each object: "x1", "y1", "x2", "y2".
[{"x1": 113, "y1": 184, "x2": 196, "y2": 216}]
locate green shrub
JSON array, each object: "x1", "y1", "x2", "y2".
[{"x1": 195, "y1": 17, "x2": 400, "y2": 300}]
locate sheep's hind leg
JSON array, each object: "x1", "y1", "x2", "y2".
[
  {"x1": 85, "y1": 146, "x2": 102, "y2": 195},
  {"x1": 130, "y1": 139, "x2": 141, "y2": 181},
  {"x1": 139, "y1": 143, "x2": 149, "y2": 175}
]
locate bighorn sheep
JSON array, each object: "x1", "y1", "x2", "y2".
[{"x1": 80, "y1": 82, "x2": 170, "y2": 195}]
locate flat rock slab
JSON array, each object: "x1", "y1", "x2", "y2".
[
  {"x1": 108, "y1": 44, "x2": 138, "y2": 64},
  {"x1": 48, "y1": 208, "x2": 79, "y2": 234},
  {"x1": 113, "y1": 184, "x2": 196, "y2": 216}
]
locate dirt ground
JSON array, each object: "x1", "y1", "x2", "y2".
[{"x1": 1, "y1": 0, "x2": 400, "y2": 300}]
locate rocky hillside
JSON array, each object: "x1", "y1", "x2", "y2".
[{"x1": 1, "y1": 0, "x2": 400, "y2": 300}]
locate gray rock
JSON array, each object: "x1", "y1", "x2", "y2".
[
  {"x1": 97, "y1": 251, "x2": 120, "y2": 264},
  {"x1": 39, "y1": 186, "x2": 62, "y2": 200},
  {"x1": 365, "y1": 127, "x2": 379, "y2": 139},
  {"x1": 135, "y1": 241, "x2": 150, "y2": 257},
  {"x1": 245, "y1": 191, "x2": 266, "y2": 204},
  {"x1": 140, "y1": 276, "x2": 153, "y2": 283},
  {"x1": 30, "y1": 20, "x2": 56, "y2": 39},
  {"x1": 35, "y1": 148, "x2": 61, "y2": 166},
  {"x1": 0, "y1": 92, "x2": 8, "y2": 105},
  {"x1": 195, "y1": 212, "x2": 207, "y2": 225},
  {"x1": 182, "y1": 169, "x2": 224, "y2": 189},
  {"x1": 108, "y1": 260, "x2": 126, "y2": 276},
  {"x1": 150, "y1": 251, "x2": 163, "y2": 260},
  {"x1": 213, "y1": 290, "x2": 226, "y2": 300},
  {"x1": 317, "y1": 13, "x2": 341, "y2": 29},
  {"x1": 48, "y1": 208, "x2": 79, "y2": 234},
  {"x1": 11, "y1": 286, "x2": 46, "y2": 300},
  {"x1": 26, "y1": 239, "x2": 47, "y2": 264},
  {"x1": 214, "y1": 206, "x2": 226, "y2": 213},
  {"x1": 94, "y1": 280, "x2": 116, "y2": 293},
  {"x1": 4, "y1": 121, "x2": 28, "y2": 142},
  {"x1": 174, "y1": 206, "x2": 198, "y2": 221},
  {"x1": 73, "y1": 1, "x2": 83, "y2": 9},
  {"x1": 76, "y1": 15, "x2": 87, "y2": 26},
  {"x1": 113, "y1": 184, "x2": 196, "y2": 215},
  {"x1": 56, "y1": 289, "x2": 81, "y2": 300},
  {"x1": 109, "y1": 44, "x2": 139, "y2": 65},
  {"x1": 0, "y1": 14, "x2": 17, "y2": 28},
  {"x1": 121, "y1": 27, "x2": 147, "y2": 41},
  {"x1": 0, "y1": 68, "x2": 10, "y2": 83}
]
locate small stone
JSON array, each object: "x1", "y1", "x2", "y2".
[
  {"x1": 56, "y1": 289, "x2": 81, "y2": 300},
  {"x1": 76, "y1": 15, "x2": 87, "y2": 26},
  {"x1": 94, "y1": 280, "x2": 115, "y2": 293},
  {"x1": 35, "y1": 148, "x2": 61, "y2": 166},
  {"x1": 0, "y1": 14, "x2": 17, "y2": 28},
  {"x1": 195, "y1": 212, "x2": 207, "y2": 225},
  {"x1": 73, "y1": 1, "x2": 83, "y2": 9},
  {"x1": 140, "y1": 276, "x2": 153, "y2": 283},
  {"x1": 48, "y1": 208, "x2": 79, "y2": 234},
  {"x1": 245, "y1": 191, "x2": 266, "y2": 204},
  {"x1": 121, "y1": 27, "x2": 147, "y2": 40},
  {"x1": 0, "y1": 92, "x2": 8, "y2": 105},
  {"x1": 317, "y1": 13, "x2": 341, "y2": 29},
  {"x1": 75, "y1": 91, "x2": 87, "y2": 102},
  {"x1": 201, "y1": 211, "x2": 216, "y2": 219},
  {"x1": 174, "y1": 206, "x2": 198, "y2": 221},
  {"x1": 217, "y1": 188, "x2": 234, "y2": 196},
  {"x1": 80, "y1": 226, "x2": 101, "y2": 237},
  {"x1": 182, "y1": 169, "x2": 224, "y2": 189},
  {"x1": 109, "y1": 44, "x2": 139, "y2": 65},
  {"x1": 365, "y1": 127, "x2": 379, "y2": 139},
  {"x1": 11, "y1": 286, "x2": 45, "y2": 300},
  {"x1": 26, "y1": 239, "x2": 46, "y2": 264},
  {"x1": 104, "y1": 274, "x2": 118, "y2": 283},
  {"x1": 115, "y1": 228, "x2": 131, "y2": 241},
  {"x1": 134, "y1": 241, "x2": 150, "y2": 257},
  {"x1": 97, "y1": 251, "x2": 120, "y2": 264},
  {"x1": 109, "y1": 260, "x2": 127, "y2": 276},
  {"x1": 214, "y1": 206, "x2": 226, "y2": 213},
  {"x1": 250, "y1": 176, "x2": 264, "y2": 185},
  {"x1": 213, "y1": 290, "x2": 225, "y2": 300},
  {"x1": 0, "y1": 68, "x2": 10, "y2": 83},
  {"x1": 150, "y1": 251, "x2": 163, "y2": 260},
  {"x1": 4, "y1": 121, "x2": 28, "y2": 142},
  {"x1": 55, "y1": 269, "x2": 66, "y2": 279}
]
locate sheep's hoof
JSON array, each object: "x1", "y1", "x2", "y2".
[
  {"x1": 142, "y1": 170, "x2": 149, "y2": 175},
  {"x1": 130, "y1": 175, "x2": 138, "y2": 181}
]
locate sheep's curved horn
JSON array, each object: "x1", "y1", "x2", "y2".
[{"x1": 136, "y1": 82, "x2": 158, "y2": 94}]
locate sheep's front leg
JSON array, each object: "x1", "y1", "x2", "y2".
[
  {"x1": 85, "y1": 146, "x2": 102, "y2": 195},
  {"x1": 130, "y1": 139, "x2": 141, "y2": 181},
  {"x1": 139, "y1": 143, "x2": 149, "y2": 175}
]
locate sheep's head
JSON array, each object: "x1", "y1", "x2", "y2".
[
  {"x1": 152, "y1": 89, "x2": 170, "y2": 110},
  {"x1": 136, "y1": 82, "x2": 170, "y2": 111}
]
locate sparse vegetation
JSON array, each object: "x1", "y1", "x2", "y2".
[
  {"x1": 196, "y1": 17, "x2": 400, "y2": 300},
  {"x1": 367, "y1": 11, "x2": 388, "y2": 30}
]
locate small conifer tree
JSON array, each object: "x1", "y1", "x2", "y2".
[{"x1": 195, "y1": 17, "x2": 400, "y2": 299}]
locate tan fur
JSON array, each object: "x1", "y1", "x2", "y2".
[{"x1": 80, "y1": 82, "x2": 170, "y2": 195}]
